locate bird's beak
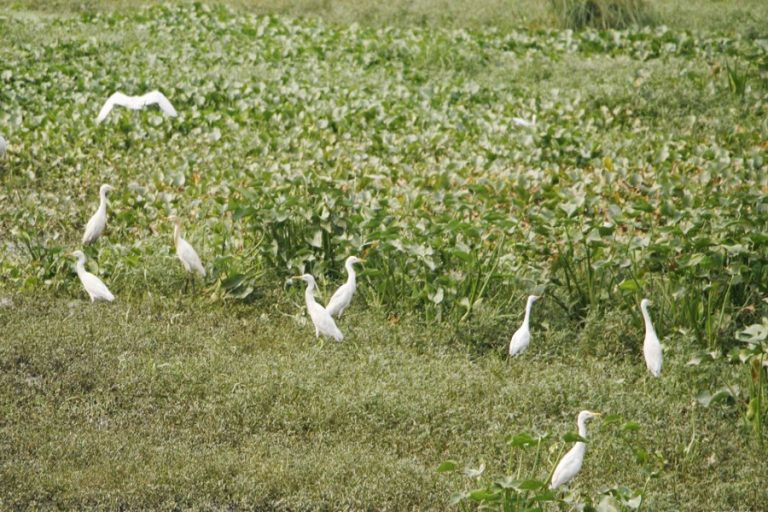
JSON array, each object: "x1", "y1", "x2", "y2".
[
  {"x1": 291, "y1": 276, "x2": 303, "y2": 280},
  {"x1": 591, "y1": 412, "x2": 602, "y2": 417},
  {"x1": 359, "y1": 258, "x2": 367, "y2": 264}
]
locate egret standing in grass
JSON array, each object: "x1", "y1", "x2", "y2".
[
  {"x1": 549, "y1": 410, "x2": 601, "y2": 489},
  {"x1": 82, "y1": 184, "x2": 114, "y2": 244},
  {"x1": 71, "y1": 250, "x2": 114, "y2": 302},
  {"x1": 509, "y1": 295, "x2": 540, "y2": 356},
  {"x1": 294, "y1": 274, "x2": 343, "y2": 342},
  {"x1": 325, "y1": 256, "x2": 364, "y2": 318},
  {"x1": 169, "y1": 215, "x2": 205, "y2": 291},
  {"x1": 641, "y1": 298, "x2": 662, "y2": 377}
]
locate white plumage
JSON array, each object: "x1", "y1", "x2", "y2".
[
  {"x1": 0, "y1": 134, "x2": 7, "y2": 157},
  {"x1": 295, "y1": 274, "x2": 344, "y2": 342},
  {"x1": 96, "y1": 90, "x2": 178, "y2": 123},
  {"x1": 641, "y1": 298, "x2": 662, "y2": 377},
  {"x1": 71, "y1": 250, "x2": 115, "y2": 302},
  {"x1": 509, "y1": 295, "x2": 540, "y2": 356},
  {"x1": 512, "y1": 116, "x2": 535, "y2": 128},
  {"x1": 169, "y1": 216, "x2": 205, "y2": 277},
  {"x1": 550, "y1": 410, "x2": 601, "y2": 489},
  {"x1": 326, "y1": 256, "x2": 364, "y2": 318},
  {"x1": 82, "y1": 184, "x2": 113, "y2": 244}
]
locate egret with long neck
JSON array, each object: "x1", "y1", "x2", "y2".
[
  {"x1": 641, "y1": 298, "x2": 662, "y2": 377},
  {"x1": 71, "y1": 250, "x2": 115, "y2": 302},
  {"x1": 325, "y1": 256, "x2": 364, "y2": 318},
  {"x1": 295, "y1": 274, "x2": 344, "y2": 341},
  {"x1": 509, "y1": 295, "x2": 540, "y2": 356},
  {"x1": 549, "y1": 410, "x2": 601, "y2": 489},
  {"x1": 82, "y1": 184, "x2": 114, "y2": 244}
]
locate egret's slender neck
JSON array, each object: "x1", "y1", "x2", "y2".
[
  {"x1": 304, "y1": 280, "x2": 316, "y2": 306},
  {"x1": 577, "y1": 416, "x2": 590, "y2": 438},
  {"x1": 641, "y1": 303, "x2": 655, "y2": 335},
  {"x1": 173, "y1": 222, "x2": 182, "y2": 247},
  {"x1": 345, "y1": 261, "x2": 357, "y2": 285},
  {"x1": 522, "y1": 299, "x2": 534, "y2": 327},
  {"x1": 75, "y1": 256, "x2": 86, "y2": 274},
  {"x1": 98, "y1": 189, "x2": 109, "y2": 210}
]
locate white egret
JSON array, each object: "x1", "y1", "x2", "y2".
[
  {"x1": 82, "y1": 184, "x2": 114, "y2": 244},
  {"x1": 641, "y1": 298, "x2": 662, "y2": 377},
  {"x1": 71, "y1": 250, "x2": 115, "y2": 302},
  {"x1": 509, "y1": 295, "x2": 540, "y2": 356},
  {"x1": 0, "y1": 134, "x2": 7, "y2": 158},
  {"x1": 294, "y1": 274, "x2": 343, "y2": 342},
  {"x1": 169, "y1": 215, "x2": 206, "y2": 277},
  {"x1": 549, "y1": 410, "x2": 601, "y2": 489},
  {"x1": 96, "y1": 90, "x2": 178, "y2": 123},
  {"x1": 325, "y1": 256, "x2": 364, "y2": 318},
  {"x1": 512, "y1": 116, "x2": 535, "y2": 128}
]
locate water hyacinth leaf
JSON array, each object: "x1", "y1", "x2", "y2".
[
  {"x1": 736, "y1": 322, "x2": 768, "y2": 344},
  {"x1": 621, "y1": 421, "x2": 641, "y2": 432},
  {"x1": 697, "y1": 387, "x2": 737, "y2": 407},
  {"x1": 448, "y1": 491, "x2": 469, "y2": 506},
  {"x1": 436, "y1": 460, "x2": 457, "y2": 473},
  {"x1": 468, "y1": 488, "x2": 499, "y2": 502},
  {"x1": 464, "y1": 463, "x2": 486, "y2": 478},
  {"x1": 597, "y1": 496, "x2": 622, "y2": 512},
  {"x1": 563, "y1": 432, "x2": 586, "y2": 443},
  {"x1": 507, "y1": 432, "x2": 543, "y2": 448}
]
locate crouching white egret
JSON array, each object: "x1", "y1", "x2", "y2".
[
  {"x1": 82, "y1": 184, "x2": 114, "y2": 244},
  {"x1": 96, "y1": 90, "x2": 178, "y2": 123},
  {"x1": 509, "y1": 295, "x2": 540, "y2": 356},
  {"x1": 549, "y1": 410, "x2": 601, "y2": 489},
  {"x1": 326, "y1": 256, "x2": 364, "y2": 318},
  {"x1": 294, "y1": 274, "x2": 343, "y2": 341},
  {"x1": 71, "y1": 250, "x2": 114, "y2": 302},
  {"x1": 641, "y1": 298, "x2": 662, "y2": 377}
]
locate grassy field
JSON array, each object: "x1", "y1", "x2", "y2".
[{"x1": 2, "y1": 0, "x2": 768, "y2": 510}]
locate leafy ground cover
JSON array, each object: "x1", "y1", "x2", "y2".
[{"x1": 1, "y1": 2, "x2": 768, "y2": 510}]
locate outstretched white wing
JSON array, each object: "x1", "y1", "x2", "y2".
[
  {"x1": 97, "y1": 92, "x2": 129, "y2": 122},
  {"x1": 142, "y1": 90, "x2": 177, "y2": 117},
  {"x1": 97, "y1": 90, "x2": 177, "y2": 122}
]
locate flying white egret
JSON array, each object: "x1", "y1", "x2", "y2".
[
  {"x1": 549, "y1": 410, "x2": 602, "y2": 489},
  {"x1": 509, "y1": 295, "x2": 540, "y2": 356},
  {"x1": 325, "y1": 256, "x2": 364, "y2": 318},
  {"x1": 96, "y1": 90, "x2": 178, "y2": 123},
  {"x1": 169, "y1": 215, "x2": 206, "y2": 277},
  {"x1": 641, "y1": 298, "x2": 662, "y2": 377},
  {"x1": 294, "y1": 274, "x2": 344, "y2": 342},
  {"x1": 82, "y1": 184, "x2": 114, "y2": 245},
  {"x1": 71, "y1": 250, "x2": 115, "y2": 302}
]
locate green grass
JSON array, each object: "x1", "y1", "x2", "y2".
[
  {"x1": 1, "y1": 293, "x2": 766, "y2": 509},
  {"x1": 2, "y1": 1, "x2": 768, "y2": 509},
  {"x1": 5, "y1": 0, "x2": 768, "y2": 33}
]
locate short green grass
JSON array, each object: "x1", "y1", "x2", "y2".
[{"x1": 1, "y1": 293, "x2": 765, "y2": 509}]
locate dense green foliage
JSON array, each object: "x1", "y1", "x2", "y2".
[
  {"x1": 1, "y1": 2, "x2": 768, "y2": 510},
  {"x1": 2, "y1": 4, "x2": 768, "y2": 341}
]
